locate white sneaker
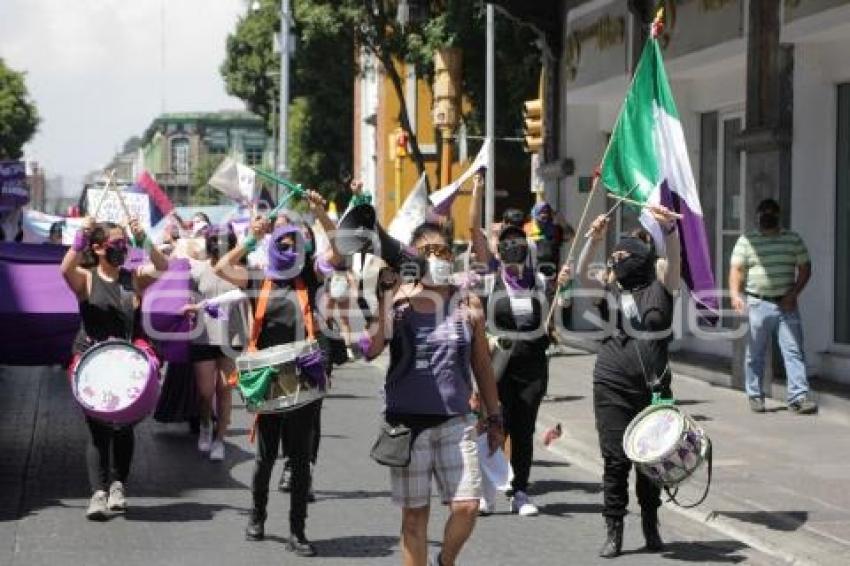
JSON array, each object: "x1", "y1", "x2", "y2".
[
  {"x1": 209, "y1": 439, "x2": 225, "y2": 461},
  {"x1": 198, "y1": 423, "x2": 212, "y2": 452},
  {"x1": 107, "y1": 481, "x2": 126, "y2": 511},
  {"x1": 86, "y1": 490, "x2": 109, "y2": 521},
  {"x1": 478, "y1": 497, "x2": 494, "y2": 516},
  {"x1": 510, "y1": 490, "x2": 539, "y2": 516}
]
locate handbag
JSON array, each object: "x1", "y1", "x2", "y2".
[{"x1": 370, "y1": 420, "x2": 414, "y2": 467}]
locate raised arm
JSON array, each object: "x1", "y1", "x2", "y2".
[
  {"x1": 576, "y1": 214, "x2": 609, "y2": 291},
  {"x1": 306, "y1": 189, "x2": 343, "y2": 266},
  {"x1": 60, "y1": 217, "x2": 94, "y2": 300},
  {"x1": 468, "y1": 170, "x2": 493, "y2": 268},
  {"x1": 214, "y1": 215, "x2": 268, "y2": 289},
  {"x1": 360, "y1": 267, "x2": 400, "y2": 360},
  {"x1": 646, "y1": 205, "x2": 681, "y2": 293},
  {"x1": 128, "y1": 218, "x2": 170, "y2": 293}
]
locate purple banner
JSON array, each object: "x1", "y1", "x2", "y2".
[
  {"x1": 141, "y1": 258, "x2": 193, "y2": 363},
  {"x1": 0, "y1": 161, "x2": 29, "y2": 210}
]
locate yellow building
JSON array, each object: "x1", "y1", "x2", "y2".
[{"x1": 353, "y1": 52, "x2": 474, "y2": 240}]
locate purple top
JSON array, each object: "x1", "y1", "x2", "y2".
[{"x1": 384, "y1": 303, "x2": 472, "y2": 416}]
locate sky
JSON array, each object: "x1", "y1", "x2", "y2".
[{"x1": 0, "y1": 0, "x2": 246, "y2": 196}]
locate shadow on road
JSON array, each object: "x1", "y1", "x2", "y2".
[
  {"x1": 125, "y1": 502, "x2": 238, "y2": 522},
  {"x1": 531, "y1": 479, "x2": 601, "y2": 496},
  {"x1": 657, "y1": 540, "x2": 750, "y2": 563},
  {"x1": 310, "y1": 534, "x2": 398, "y2": 558},
  {"x1": 542, "y1": 395, "x2": 585, "y2": 404},
  {"x1": 536, "y1": 502, "x2": 606, "y2": 516},
  {"x1": 714, "y1": 510, "x2": 808, "y2": 532},
  {"x1": 313, "y1": 489, "x2": 392, "y2": 502}
]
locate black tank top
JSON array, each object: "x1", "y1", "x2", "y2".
[{"x1": 73, "y1": 267, "x2": 136, "y2": 353}]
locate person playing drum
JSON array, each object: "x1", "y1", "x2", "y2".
[
  {"x1": 576, "y1": 206, "x2": 680, "y2": 557},
  {"x1": 212, "y1": 190, "x2": 336, "y2": 557},
  {"x1": 60, "y1": 217, "x2": 168, "y2": 521}
]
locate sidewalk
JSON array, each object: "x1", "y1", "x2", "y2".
[{"x1": 538, "y1": 348, "x2": 850, "y2": 566}]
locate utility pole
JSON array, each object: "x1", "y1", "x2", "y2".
[
  {"x1": 279, "y1": 0, "x2": 291, "y2": 185},
  {"x1": 485, "y1": 3, "x2": 495, "y2": 239}
]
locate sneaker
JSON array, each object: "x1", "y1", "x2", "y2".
[
  {"x1": 749, "y1": 397, "x2": 766, "y2": 413},
  {"x1": 198, "y1": 423, "x2": 212, "y2": 452},
  {"x1": 107, "y1": 481, "x2": 126, "y2": 512},
  {"x1": 510, "y1": 490, "x2": 539, "y2": 516},
  {"x1": 789, "y1": 396, "x2": 818, "y2": 415},
  {"x1": 86, "y1": 490, "x2": 109, "y2": 521},
  {"x1": 478, "y1": 497, "x2": 493, "y2": 516},
  {"x1": 209, "y1": 439, "x2": 225, "y2": 461}
]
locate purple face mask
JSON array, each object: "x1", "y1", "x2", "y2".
[{"x1": 267, "y1": 225, "x2": 304, "y2": 279}]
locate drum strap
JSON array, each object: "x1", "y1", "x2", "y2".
[
  {"x1": 294, "y1": 277, "x2": 316, "y2": 341},
  {"x1": 248, "y1": 278, "x2": 275, "y2": 352},
  {"x1": 664, "y1": 438, "x2": 713, "y2": 509}
]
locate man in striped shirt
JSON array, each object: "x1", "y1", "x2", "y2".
[{"x1": 729, "y1": 199, "x2": 817, "y2": 414}]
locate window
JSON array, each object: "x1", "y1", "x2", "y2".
[
  {"x1": 170, "y1": 137, "x2": 190, "y2": 174},
  {"x1": 700, "y1": 111, "x2": 745, "y2": 327},
  {"x1": 245, "y1": 146, "x2": 264, "y2": 166},
  {"x1": 835, "y1": 84, "x2": 850, "y2": 344}
]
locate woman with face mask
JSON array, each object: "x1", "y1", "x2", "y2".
[
  {"x1": 60, "y1": 216, "x2": 169, "y2": 521},
  {"x1": 361, "y1": 221, "x2": 503, "y2": 566},
  {"x1": 576, "y1": 206, "x2": 681, "y2": 558},
  {"x1": 211, "y1": 190, "x2": 334, "y2": 557}
]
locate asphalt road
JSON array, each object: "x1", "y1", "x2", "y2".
[{"x1": 0, "y1": 361, "x2": 775, "y2": 566}]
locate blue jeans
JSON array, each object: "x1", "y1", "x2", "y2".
[{"x1": 745, "y1": 297, "x2": 809, "y2": 403}]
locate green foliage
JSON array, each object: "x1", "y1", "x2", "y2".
[
  {"x1": 189, "y1": 154, "x2": 225, "y2": 206},
  {"x1": 220, "y1": 0, "x2": 354, "y2": 201},
  {"x1": 0, "y1": 58, "x2": 40, "y2": 160}
]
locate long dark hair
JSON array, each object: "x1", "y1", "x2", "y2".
[
  {"x1": 204, "y1": 224, "x2": 237, "y2": 263},
  {"x1": 80, "y1": 222, "x2": 121, "y2": 268}
]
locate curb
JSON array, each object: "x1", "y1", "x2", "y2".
[{"x1": 535, "y1": 408, "x2": 838, "y2": 566}]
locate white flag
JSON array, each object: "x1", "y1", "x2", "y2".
[
  {"x1": 429, "y1": 139, "x2": 491, "y2": 215},
  {"x1": 208, "y1": 157, "x2": 256, "y2": 204},
  {"x1": 387, "y1": 173, "x2": 429, "y2": 245}
]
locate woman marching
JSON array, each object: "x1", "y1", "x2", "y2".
[
  {"x1": 468, "y1": 170, "x2": 548, "y2": 517},
  {"x1": 186, "y1": 225, "x2": 247, "y2": 461},
  {"x1": 362, "y1": 221, "x2": 503, "y2": 566},
  {"x1": 576, "y1": 206, "x2": 681, "y2": 558},
  {"x1": 212, "y1": 190, "x2": 335, "y2": 557},
  {"x1": 60, "y1": 216, "x2": 168, "y2": 520}
]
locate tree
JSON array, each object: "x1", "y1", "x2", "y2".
[
  {"x1": 221, "y1": 0, "x2": 354, "y2": 199},
  {"x1": 0, "y1": 58, "x2": 40, "y2": 160},
  {"x1": 189, "y1": 154, "x2": 226, "y2": 206}
]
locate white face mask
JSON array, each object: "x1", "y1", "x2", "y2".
[
  {"x1": 329, "y1": 273, "x2": 349, "y2": 299},
  {"x1": 422, "y1": 257, "x2": 453, "y2": 287}
]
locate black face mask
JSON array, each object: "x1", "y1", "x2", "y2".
[
  {"x1": 498, "y1": 239, "x2": 528, "y2": 264},
  {"x1": 105, "y1": 247, "x2": 127, "y2": 267},
  {"x1": 758, "y1": 212, "x2": 779, "y2": 230},
  {"x1": 612, "y1": 237, "x2": 656, "y2": 291}
]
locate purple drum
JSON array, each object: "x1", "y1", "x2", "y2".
[{"x1": 71, "y1": 340, "x2": 161, "y2": 424}]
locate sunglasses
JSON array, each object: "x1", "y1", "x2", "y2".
[
  {"x1": 105, "y1": 239, "x2": 128, "y2": 252},
  {"x1": 417, "y1": 244, "x2": 453, "y2": 260}
]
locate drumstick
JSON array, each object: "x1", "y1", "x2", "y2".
[
  {"x1": 605, "y1": 193, "x2": 683, "y2": 219},
  {"x1": 92, "y1": 170, "x2": 115, "y2": 220}
]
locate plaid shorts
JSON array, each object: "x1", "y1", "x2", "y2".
[{"x1": 390, "y1": 415, "x2": 482, "y2": 508}]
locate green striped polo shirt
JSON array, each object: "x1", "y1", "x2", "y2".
[{"x1": 730, "y1": 230, "x2": 810, "y2": 297}]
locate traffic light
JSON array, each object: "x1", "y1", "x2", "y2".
[{"x1": 523, "y1": 98, "x2": 543, "y2": 153}]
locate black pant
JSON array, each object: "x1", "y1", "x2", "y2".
[
  {"x1": 593, "y1": 383, "x2": 661, "y2": 518},
  {"x1": 85, "y1": 417, "x2": 134, "y2": 492},
  {"x1": 281, "y1": 398, "x2": 323, "y2": 465},
  {"x1": 252, "y1": 401, "x2": 320, "y2": 536},
  {"x1": 499, "y1": 362, "x2": 548, "y2": 493}
]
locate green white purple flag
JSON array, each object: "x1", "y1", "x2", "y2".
[{"x1": 601, "y1": 38, "x2": 717, "y2": 313}]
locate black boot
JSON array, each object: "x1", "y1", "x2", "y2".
[
  {"x1": 642, "y1": 508, "x2": 664, "y2": 552},
  {"x1": 599, "y1": 517, "x2": 624, "y2": 558},
  {"x1": 245, "y1": 507, "x2": 266, "y2": 541},
  {"x1": 286, "y1": 532, "x2": 317, "y2": 557}
]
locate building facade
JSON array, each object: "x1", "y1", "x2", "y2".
[
  {"x1": 543, "y1": 0, "x2": 850, "y2": 385},
  {"x1": 140, "y1": 111, "x2": 273, "y2": 206}
]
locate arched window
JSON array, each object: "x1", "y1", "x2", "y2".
[{"x1": 170, "y1": 137, "x2": 190, "y2": 174}]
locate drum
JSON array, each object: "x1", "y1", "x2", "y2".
[
  {"x1": 623, "y1": 404, "x2": 710, "y2": 488},
  {"x1": 71, "y1": 340, "x2": 161, "y2": 424},
  {"x1": 236, "y1": 340, "x2": 325, "y2": 414}
]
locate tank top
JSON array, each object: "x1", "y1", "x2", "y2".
[
  {"x1": 487, "y1": 270, "x2": 549, "y2": 371},
  {"x1": 384, "y1": 297, "x2": 472, "y2": 416},
  {"x1": 189, "y1": 258, "x2": 246, "y2": 347},
  {"x1": 73, "y1": 267, "x2": 136, "y2": 353}
]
